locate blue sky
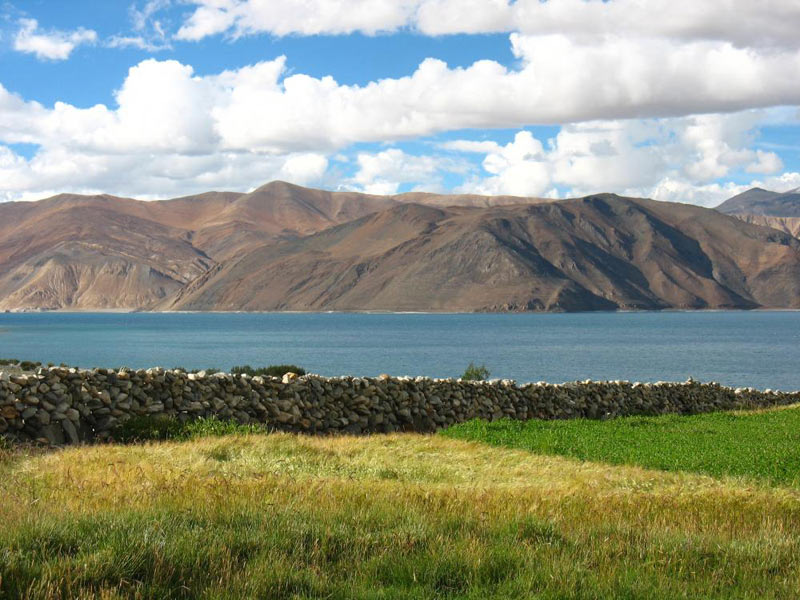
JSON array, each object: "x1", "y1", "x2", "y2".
[{"x1": 1, "y1": 0, "x2": 799, "y2": 205}]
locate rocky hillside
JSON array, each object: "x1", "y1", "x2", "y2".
[{"x1": 3, "y1": 183, "x2": 800, "y2": 312}]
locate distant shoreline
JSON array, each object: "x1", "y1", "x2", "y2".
[{"x1": 3, "y1": 308, "x2": 800, "y2": 315}]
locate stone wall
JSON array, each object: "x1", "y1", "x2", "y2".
[{"x1": 1, "y1": 366, "x2": 799, "y2": 445}]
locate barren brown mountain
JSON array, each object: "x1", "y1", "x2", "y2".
[
  {"x1": 714, "y1": 186, "x2": 800, "y2": 240},
  {"x1": 716, "y1": 187, "x2": 800, "y2": 217},
  {"x1": 0, "y1": 182, "x2": 546, "y2": 311},
  {"x1": 3, "y1": 183, "x2": 800, "y2": 312},
  {"x1": 164, "y1": 193, "x2": 800, "y2": 312}
]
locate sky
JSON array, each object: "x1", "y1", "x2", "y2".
[{"x1": 1, "y1": 0, "x2": 799, "y2": 205}]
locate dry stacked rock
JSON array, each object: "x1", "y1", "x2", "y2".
[{"x1": 1, "y1": 366, "x2": 799, "y2": 445}]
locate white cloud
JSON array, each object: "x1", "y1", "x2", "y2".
[
  {"x1": 175, "y1": 0, "x2": 800, "y2": 49},
  {"x1": 745, "y1": 150, "x2": 784, "y2": 174},
  {"x1": 2, "y1": 34, "x2": 799, "y2": 153},
  {"x1": 0, "y1": 39, "x2": 797, "y2": 203},
  {"x1": 176, "y1": 0, "x2": 418, "y2": 40},
  {"x1": 13, "y1": 18, "x2": 97, "y2": 61},
  {"x1": 199, "y1": 39, "x2": 800, "y2": 151},
  {"x1": 649, "y1": 173, "x2": 800, "y2": 207},
  {"x1": 457, "y1": 131, "x2": 552, "y2": 197},
  {"x1": 131, "y1": 0, "x2": 172, "y2": 32},
  {"x1": 105, "y1": 35, "x2": 171, "y2": 51},
  {"x1": 445, "y1": 111, "x2": 796, "y2": 206},
  {"x1": 279, "y1": 153, "x2": 329, "y2": 183},
  {"x1": 111, "y1": 0, "x2": 172, "y2": 51},
  {"x1": 0, "y1": 143, "x2": 330, "y2": 203},
  {"x1": 351, "y1": 148, "x2": 465, "y2": 194}
]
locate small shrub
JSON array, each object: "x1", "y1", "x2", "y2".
[
  {"x1": 231, "y1": 364, "x2": 306, "y2": 377},
  {"x1": 461, "y1": 362, "x2": 490, "y2": 381},
  {"x1": 0, "y1": 358, "x2": 20, "y2": 366},
  {"x1": 19, "y1": 361, "x2": 41, "y2": 371}
]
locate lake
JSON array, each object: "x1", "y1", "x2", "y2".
[{"x1": 0, "y1": 311, "x2": 798, "y2": 390}]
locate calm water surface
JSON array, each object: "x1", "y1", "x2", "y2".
[{"x1": 0, "y1": 311, "x2": 798, "y2": 390}]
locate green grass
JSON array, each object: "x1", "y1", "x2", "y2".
[
  {"x1": 3, "y1": 408, "x2": 800, "y2": 598},
  {"x1": 111, "y1": 416, "x2": 269, "y2": 443},
  {"x1": 441, "y1": 405, "x2": 800, "y2": 487}
]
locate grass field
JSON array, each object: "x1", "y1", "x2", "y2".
[
  {"x1": 441, "y1": 406, "x2": 800, "y2": 487},
  {"x1": 2, "y1": 410, "x2": 800, "y2": 598}
]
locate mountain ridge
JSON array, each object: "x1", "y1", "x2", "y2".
[{"x1": 3, "y1": 182, "x2": 800, "y2": 312}]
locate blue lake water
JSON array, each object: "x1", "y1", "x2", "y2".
[{"x1": 0, "y1": 311, "x2": 799, "y2": 390}]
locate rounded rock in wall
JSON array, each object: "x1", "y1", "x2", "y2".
[{"x1": 1, "y1": 406, "x2": 19, "y2": 420}]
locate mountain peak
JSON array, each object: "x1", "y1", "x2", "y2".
[
  {"x1": 717, "y1": 186, "x2": 800, "y2": 217},
  {"x1": 251, "y1": 180, "x2": 307, "y2": 194}
]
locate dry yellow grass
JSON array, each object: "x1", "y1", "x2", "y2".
[{"x1": 2, "y1": 433, "x2": 800, "y2": 598}]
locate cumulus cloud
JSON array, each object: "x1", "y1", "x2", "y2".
[
  {"x1": 649, "y1": 174, "x2": 800, "y2": 207},
  {"x1": 83, "y1": 41, "x2": 799, "y2": 154},
  {"x1": 350, "y1": 148, "x2": 466, "y2": 194},
  {"x1": 0, "y1": 143, "x2": 330, "y2": 203},
  {"x1": 13, "y1": 18, "x2": 97, "y2": 61},
  {"x1": 141, "y1": 0, "x2": 800, "y2": 168},
  {"x1": 443, "y1": 112, "x2": 792, "y2": 206},
  {"x1": 745, "y1": 150, "x2": 784, "y2": 174},
  {"x1": 175, "y1": 0, "x2": 800, "y2": 49},
  {"x1": 3, "y1": 30, "x2": 800, "y2": 153},
  {"x1": 0, "y1": 60, "x2": 333, "y2": 201},
  {"x1": 0, "y1": 37, "x2": 797, "y2": 202}
]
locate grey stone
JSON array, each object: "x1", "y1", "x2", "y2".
[{"x1": 61, "y1": 419, "x2": 80, "y2": 444}]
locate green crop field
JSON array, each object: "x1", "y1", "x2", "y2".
[
  {"x1": 441, "y1": 405, "x2": 800, "y2": 487},
  {"x1": 2, "y1": 407, "x2": 800, "y2": 598}
]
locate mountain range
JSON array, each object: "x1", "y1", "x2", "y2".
[{"x1": 1, "y1": 181, "x2": 799, "y2": 312}]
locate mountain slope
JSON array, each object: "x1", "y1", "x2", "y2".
[
  {"x1": 164, "y1": 194, "x2": 800, "y2": 312},
  {"x1": 0, "y1": 195, "x2": 218, "y2": 310},
  {"x1": 734, "y1": 215, "x2": 800, "y2": 239},
  {"x1": 0, "y1": 183, "x2": 549, "y2": 310},
  {"x1": 717, "y1": 187, "x2": 800, "y2": 217}
]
